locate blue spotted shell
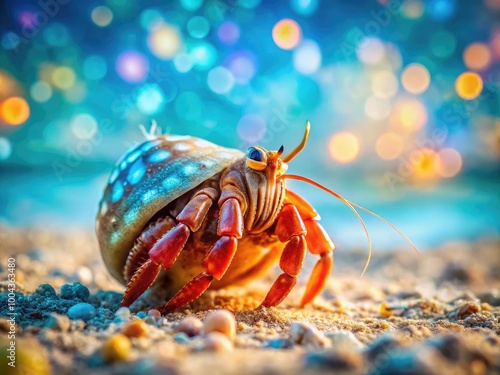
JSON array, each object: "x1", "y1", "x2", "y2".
[{"x1": 96, "y1": 134, "x2": 244, "y2": 282}]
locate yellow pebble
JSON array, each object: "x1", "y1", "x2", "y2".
[
  {"x1": 102, "y1": 334, "x2": 131, "y2": 362},
  {"x1": 120, "y1": 320, "x2": 148, "y2": 338},
  {"x1": 480, "y1": 303, "x2": 492, "y2": 311},
  {"x1": 202, "y1": 309, "x2": 236, "y2": 341},
  {"x1": 380, "y1": 302, "x2": 394, "y2": 318},
  {"x1": 203, "y1": 332, "x2": 234, "y2": 352}
]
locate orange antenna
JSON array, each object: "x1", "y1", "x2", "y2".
[
  {"x1": 279, "y1": 174, "x2": 420, "y2": 275},
  {"x1": 346, "y1": 201, "x2": 420, "y2": 257},
  {"x1": 282, "y1": 120, "x2": 310, "y2": 163}
]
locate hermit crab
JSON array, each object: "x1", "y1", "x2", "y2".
[{"x1": 96, "y1": 122, "x2": 416, "y2": 313}]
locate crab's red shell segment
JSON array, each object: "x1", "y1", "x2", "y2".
[{"x1": 96, "y1": 135, "x2": 243, "y2": 282}]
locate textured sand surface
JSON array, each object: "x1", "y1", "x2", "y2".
[{"x1": 0, "y1": 227, "x2": 499, "y2": 375}]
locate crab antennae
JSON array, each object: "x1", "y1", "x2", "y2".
[
  {"x1": 282, "y1": 120, "x2": 311, "y2": 163},
  {"x1": 345, "y1": 201, "x2": 420, "y2": 257},
  {"x1": 279, "y1": 174, "x2": 372, "y2": 277}
]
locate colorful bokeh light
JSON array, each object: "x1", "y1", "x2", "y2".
[
  {"x1": 207, "y1": 66, "x2": 235, "y2": 94},
  {"x1": 30, "y1": 81, "x2": 52, "y2": 103},
  {"x1": 217, "y1": 21, "x2": 240, "y2": 45},
  {"x1": 52, "y1": 66, "x2": 76, "y2": 90},
  {"x1": 371, "y1": 70, "x2": 398, "y2": 98},
  {"x1": 463, "y1": 43, "x2": 492, "y2": 71},
  {"x1": 272, "y1": 19, "x2": 302, "y2": 50},
  {"x1": 136, "y1": 84, "x2": 167, "y2": 115},
  {"x1": 148, "y1": 24, "x2": 182, "y2": 60},
  {"x1": 401, "y1": 63, "x2": 431, "y2": 94},
  {"x1": 0, "y1": 97, "x2": 30, "y2": 125},
  {"x1": 115, "y1": 51, "x2": 149, "y2": 83},
  {"x1": 237, "y1": 114, "x2": 266, "y2": 143},
  {"x1": 436, "y1": 148, "x2": 462, "y2": 177},
  {"x1": 455, "y1": 72, "x2": 483, "y2": 100},
  {"x1": 376, "y1": 133, "x2": 404, "y2": 160},
  {"x1": 394, "y1": 99, "x2": 428, "y2": 132},
  {"x1": 357, "y1": 37, "x2": 385, "y2": 65},
  {"x1": 91, "y1": 6, "x2": 113, "y2": 27},
  {"x1": 329, "y1": 132, "x2": 360, "y2": 163},
  {"x1": 410, "y1": 148, "x2": 438, "y2": 179},
  {"x1": 293, "y1": 40, "x2": 321, "y2": 75}
]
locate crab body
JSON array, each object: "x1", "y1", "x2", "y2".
[{"x1": 97, "y1": 132, "x2": 334, "y2": 313}]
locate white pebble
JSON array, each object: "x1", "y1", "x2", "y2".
[
  {"x1": 115, "y1": 307, "x2": 131, "y2": 320},
  {"x1": 289, "y1": 321, "x2": 329, "y2": 349},
  {"x1": 325, "y1": 330, "x2": 365, "y2": 351},
  {"x1": 202, "y1": 332, "x2": 234, "y2": 352},
  {"x1": 202, "y1": 310, "x2": 236, "y2": 341},
  {"x1": 76, "y1": 266, "x2": 93, "y2": 284}
]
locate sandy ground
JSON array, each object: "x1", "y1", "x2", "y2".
[{"x1": 0, "y1": 226, "x2": 499, "y2": 375}]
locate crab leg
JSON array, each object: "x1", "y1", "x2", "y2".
[
  {"x1": 157, "y1": 195, "x2": 244, "y2": 313},
  {"x1": 261, "y1": 204, "x2": 307, "y2": 307},
  {"x1": 285, "y1": 190, "x2": 334, "y2": 306},
  {"x1": 300, "y1": 220, "x2": 334, "y2": 306},
  {"x1": 121, "y1": 188, "x2": 217, "y2": 307}
]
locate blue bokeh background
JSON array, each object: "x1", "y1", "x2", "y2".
[{"x1": 0, "y1": 0, "x2": 499, "y2": 252}]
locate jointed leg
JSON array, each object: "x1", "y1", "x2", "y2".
[
  {"x1": 121, "y1": 187, "x2": 218, "y2": 307},
  {"x1": 261, "y1": 204, "x2": 307, "y2": 307},
  {"x1": 157, "y1": 195, "x2": 244, "y2": 313},
  {"x1": 285, "y1": 190, "x2": 334, "y2": 307}
]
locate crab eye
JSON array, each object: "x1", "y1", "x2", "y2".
[
  {"x1": 246, "y1": 147, "x2": 263, "y2": 161},
  {"x1": 246, "y1": 147, "x2": 267, "y2": 171}
]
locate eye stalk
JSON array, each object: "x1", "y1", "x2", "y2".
[{"x1": 246, "y1": 146, "x2": 267, "y2": 170}]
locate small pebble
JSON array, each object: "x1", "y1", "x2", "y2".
[
  {"x1": 325, "y1": 331, "x2": 365, "y2": 351},
  {"x1": 202, "y1": 310, "x2": 236, "y2": 341},
  {"x1": 379, "y1": 302, "x2": 394, "y2": 318},
  {"x1": 305, "y1": 350, "x2": 364, "y2": 371},
  {"x1": 147, "y1": 309, "x2": 161, "y2": 320},
  {"x1": 60, "y1": 282, "x2": 90, "y2": 301},
  {"x1": 175, "y1": 316, "x2": 203, "y2": 337},
  {"x1": 115, "y1": 307, "x2": 131, "y2": 321},
  {"x1": 367, "y1": 350, "x2": 436, "y2": 375},
  {"x1": 34, "y1": 283, "x2": 56, "y2": 298},
  {"x1": 144, "y1": 316, "x2": 157, "y2": 325},
  {"x1": 136, "y1": 311, "x2": 147, "y2": 319},
  {"x1": 289, "y1": 321, "x2": 329, "y2": 349},
  {"x1": 120, "y1": 320, "x2": 148, "y2": 338},
  {"x1": 102, "y1": 334, "x2": 131, "y2": 362},
  {"x1": 425, "y1": 334, "x2": 466, "y2": 362},
  {"x1": 174, "y1": 332, "x2": 191, "y2": 344},
  {"x1": 67, "y1": 303, "x2": 96, "y2": 322},
  {"x1": 202, "y1": 332, "x2": 234, "y2": 352},
  {"x1": 456, "y1": 301, "x2": 480, "y2": 320},
  {"x1": 44, "y1": 313, "x2": 70, "y2": 332},
  {"x1": 366, "y1": 334, "x2": 405, "y2": 362},
  {"x1": 439, "y1": 262, "x2": 471, "y2": 284},
  {"x1": 266, "y1": 338, "x2": 295, "y2": 349},
  {"x1": 75, "y1": 266, "x2": 93, "y2": 284}
]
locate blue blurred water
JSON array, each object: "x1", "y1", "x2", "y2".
[{"x1": 1, "y1": 162, "x2": 498, "y2": 251}]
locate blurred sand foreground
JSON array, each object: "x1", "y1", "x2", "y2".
[{"x1": 0, "y1": 227, "x2": 499, "y2": 375}]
